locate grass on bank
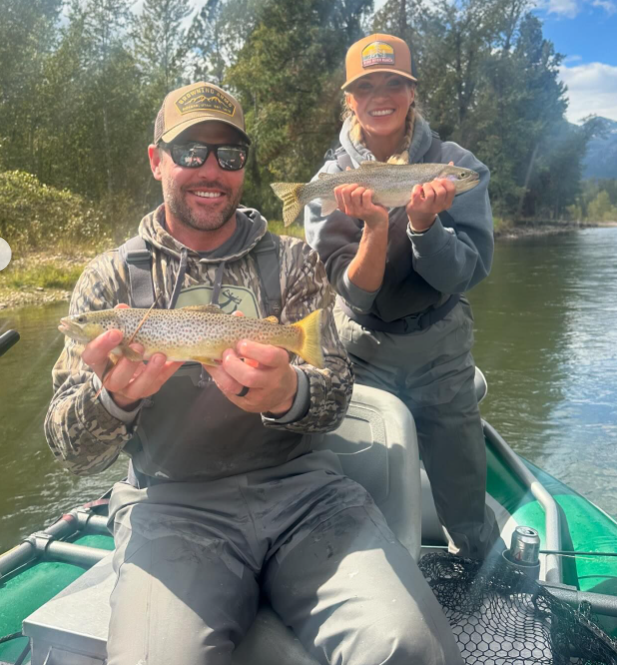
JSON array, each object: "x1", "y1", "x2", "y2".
[{"x1": 1, "y1": 262, "x2": 86, "y2": 291}]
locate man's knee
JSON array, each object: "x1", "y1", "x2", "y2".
[{"x1": 338, "y1": 610, "x2": 462, "y2": 665}]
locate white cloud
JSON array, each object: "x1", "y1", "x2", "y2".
[
  {"x1": 559, "y1": 62, "x2": 617, "y2": 123},
  {"x1": 592, "y1": 0, "x2": 617, "y2": 12},
  {"x1": 546, "y1": 0, "x2": 580, "y2": 17},
  {"x1": 538, "y1": 0, "x2": 616, "y2": 16}
]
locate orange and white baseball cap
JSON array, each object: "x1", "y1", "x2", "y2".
[
  {"x1": 154, "y1": 81, "x2": 251, "y2": 145},
  {"x1": 342, "y1": 34, "x2": 417, "y2": 91}
]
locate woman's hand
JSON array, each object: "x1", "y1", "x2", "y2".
[
  {"x1": 334, "y1": 183, "x2": 388, "y2": 229},
  {"x1": 406, "y1": 162, "x2": 457, "y2": 232}
]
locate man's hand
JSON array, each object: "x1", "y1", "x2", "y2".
[
  {"x1": 205, "y1": 339, "x2": 298, "y2": 416},
  {"x1": 406, "y1": 162, "x2": 457, "y2": 232},
  {"x1": 81, "y1": 305, "x2": 183, "y2": 410},
  {"x1": 334, "y1": 183, "x2": 389, "y2": 229}
]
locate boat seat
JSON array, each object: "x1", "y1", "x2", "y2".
[{"x1": 23, "y1": 384, "x2": 422, "y2": 665}]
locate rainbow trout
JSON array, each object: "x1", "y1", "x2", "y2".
[
  {"x1": 58, "y1": 305, "x2": 324, "y2": 368},
  {"x1": 271, "y1": 162, "x2": 480, "y2": 226}
]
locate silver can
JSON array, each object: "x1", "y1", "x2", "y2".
[{"x1": 509, "y1": 526, "x2": 541, "y2": 565}]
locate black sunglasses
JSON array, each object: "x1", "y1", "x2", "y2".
[{"x1": 160, "y1": 141, "x2": 249, "y2": 171}]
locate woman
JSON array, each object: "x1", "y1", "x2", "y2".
[{"x1": 304, "y1": 33, "x2": 502, "y2": 560}]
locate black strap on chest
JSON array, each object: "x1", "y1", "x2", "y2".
[
  {"x1": 120, "y1": 232, "x2": 282, "y2": 317},
  {"x1": 253, "y1": 232, "x2": 282, "y2": 318},
  {"x1": 121, "y1": 236, "x2": 156, "y2": 308}
]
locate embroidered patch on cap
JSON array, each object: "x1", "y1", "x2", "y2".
[
  {"x1": 361, "y1": 42, "x2": 395, "y2": 68},
  {"x1": 176, "y1": 85, "x2": 236, "y2": 117}
]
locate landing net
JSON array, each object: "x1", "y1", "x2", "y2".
[{"x1": 419, "y1": 552, "x2": 617, "y2": 664}]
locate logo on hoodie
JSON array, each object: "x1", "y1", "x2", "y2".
[{"x1": 361, "y1": 42, "x2": 395, "y2": 68}]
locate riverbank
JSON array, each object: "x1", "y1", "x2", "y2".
[
  {"x1": 0, "y1": 251, "x2": 95, "y2": 311},
  {"x1": 494, "y1": 220, "x2": 617, "y2": 239},
  {"x1": 1, "y1": 221, "x2": 615, "y2": 312}
]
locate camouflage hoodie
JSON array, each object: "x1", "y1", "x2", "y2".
[{"x1": 44, "y1": 206, "x2": 353, "y2": 478}]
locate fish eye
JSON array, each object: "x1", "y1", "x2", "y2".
[
  {"x1": 75, "y1": 315, "x2": 86, "y2": 323},
  {"x1": 460, "y1": 171, "x2": 468, "y2": 178}
]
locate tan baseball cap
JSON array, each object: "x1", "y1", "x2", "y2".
[
  {"x1": 342, "y1": 34, "x2": 417, "y2": 91},
  {"x1": 154, "y1": 81, "x2": 251, "y2": 145}
]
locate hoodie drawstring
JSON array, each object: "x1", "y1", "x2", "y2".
[
  {"x1": 211, "y1": 261, "x2": 226, "y2": 307},
  {"x1": 169, "y1": 248, "x2": 188, "y2": 310}
]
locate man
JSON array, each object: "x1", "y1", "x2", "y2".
[{"x1": 45, "y1": 81, "x2": 462, "y2": 665}]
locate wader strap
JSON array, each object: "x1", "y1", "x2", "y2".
[
  {"x1": 121, "y1": 236, "x2": 155, "y2": 308},
  {"x1": 335, "y1": 148, "x2": 354, "y2": 172},
  {"x1": 338, "y1": 293, "x2": 460, "y2": 335},
  {"x1": 253, "y1": 232, "x2": 282, "y2": 318}
]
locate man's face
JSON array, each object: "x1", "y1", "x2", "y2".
[{"x1": 149, "y1": 121, "x2": 246, "y2": 234}]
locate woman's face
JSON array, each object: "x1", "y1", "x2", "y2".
[{"x1": 346, "y1": 72, "x2": 415, "y2": 139}]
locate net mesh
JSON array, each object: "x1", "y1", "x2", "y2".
[{"x1": 419, "y1": 552, "x2": 617, "y2": 664}]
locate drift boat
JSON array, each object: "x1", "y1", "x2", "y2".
[{"x1": 1, "y1": 331, "x2": 616, "y2": 664}]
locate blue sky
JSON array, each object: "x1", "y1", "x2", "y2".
[{"x1": 537, "y1": 0, "x2": 617, "y2": 123}]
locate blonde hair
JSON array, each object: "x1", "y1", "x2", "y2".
[{"x1": 342, "y1": 91, "x2": 416, "y2": 165}]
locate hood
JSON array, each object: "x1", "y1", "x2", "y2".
[
  {"x1": 137, "y1": 205, "x2": 269, "y2": 264},
  {"x1": 339, "y1": 112, "x2": 434, "y2": 166}
]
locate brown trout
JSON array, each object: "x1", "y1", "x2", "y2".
[
  {"x1": 58, "y1": 305, "x2": 324, "y2": 368},
  {"x1": 271, "y1": 161, "x2": 480, "y2": 226}
]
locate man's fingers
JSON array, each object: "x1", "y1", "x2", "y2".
[
  {"x1": 82, "y1": 329, "x2": 124, "y2": 369},
  {"x1": 236, "y1": 340, "x2": 289, "y2": 370},
  {"x1": 118, "y1": 356, "x2": 182, "y2": 401},
  {"x1": 99, "y1": 345, "x2": 148, "y2": 393},
  {"x1": 203, "y1": 359, "x2": 245, "y2": 396}
]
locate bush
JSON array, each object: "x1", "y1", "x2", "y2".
[{"x1": 0, "y1": 170, "x2": 111, "y2": 251}]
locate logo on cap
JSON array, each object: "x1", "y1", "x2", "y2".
[
  {"x1": 361, "y1": 42, "x2": 395, "y2": 69},
  {"x1": 176, "y1": 85, "x2": 236, "y2": 118}
]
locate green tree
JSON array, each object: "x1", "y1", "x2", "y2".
[
  {"x1": 0, "y1": 0, "x2": 62, "y2": 173},
  {"x1": 226, "y1": 0, "x2": 374, "y2": 219},
  {"x1": 134, "y1": 0, "x2": 193, "y2": 96}
]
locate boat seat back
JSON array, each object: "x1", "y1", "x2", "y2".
[{"x1": 23, "y1": 384, "x2": 422, "y2": 665}]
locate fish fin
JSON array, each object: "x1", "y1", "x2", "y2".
[
  {"x1": 320, "y1": 199, "x2": 338, "y2": 217},
  {"x1": 270, "y1": 182, "x2": 305, "y2": 227},
  {"x1": 359, "y1": 160, "x2": 387, "y2": 168},
  {"x1": 290, "y1": 309, "x2": 324, "y2": 369},
  {"x1": 181, "y1": 304, "x2": 224, "y2": 313},
  {"x1": 118, "y1": 343, "x2": 143, "y2": 363},
  {"x1": 192, "y1": 356, "x2": 218, "y2": 366},
  {"x1": 264, "y1": 316, "x2": 279, "y2": 324}
]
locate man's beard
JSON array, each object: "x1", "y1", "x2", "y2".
[{"x1": 164, "y1": 178, "x2": 243, "y2": 232}]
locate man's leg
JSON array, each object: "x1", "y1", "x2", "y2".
[
  {"x1": 264, "y1": 498, "x2": 463, "y2": 665},
  {"x1": 106, "y1": 501, "x2": 260, "y2": 665}
]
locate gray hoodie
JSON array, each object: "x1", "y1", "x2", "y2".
[{"x1": 304, "y1": 115, "x2": 494, "y2": 321}]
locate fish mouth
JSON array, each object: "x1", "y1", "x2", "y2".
[{"x1": 58, "y1": 317, "x2": 89, "y2": 343}]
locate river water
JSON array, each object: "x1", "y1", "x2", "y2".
[{"x1": 1, "y1": 228, "x2": 616, "y2": 552}]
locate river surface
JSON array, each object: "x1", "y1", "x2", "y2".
[{"x1": 1, "y1": 228, "x2": 616, "y2": 552}]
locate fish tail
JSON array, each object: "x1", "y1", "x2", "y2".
[
  {"x1": 290, "y1": 309, "x2": 324, "y2": 369},
  {"x1": 270, "y1": 182, "x2": 305, "y2": 227}
]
